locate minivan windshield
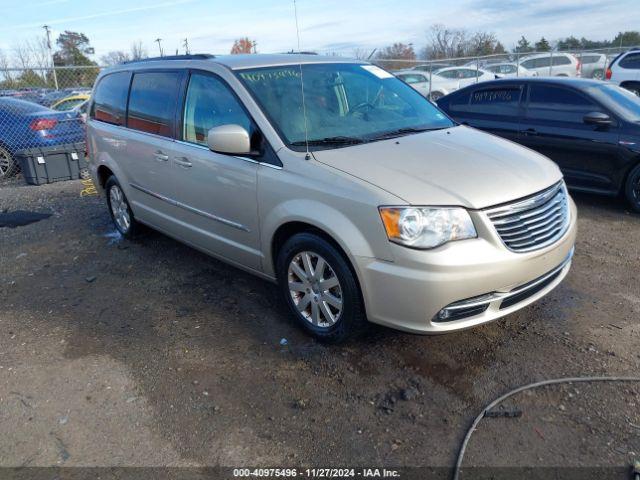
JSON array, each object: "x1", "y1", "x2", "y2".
[{"x1": 236, "y1": 63, "x2": 454, "y2": 150}]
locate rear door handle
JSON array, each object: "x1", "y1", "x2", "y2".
[
  {"x1": 154, "y1": 151, "x2": 169, "y2": 162},
  {"x1": 174, "y1": 157, "x2": 192, "y2": 168},
  {"x1": 521, "y1": 128, "x2": 538, "y2": 136}
]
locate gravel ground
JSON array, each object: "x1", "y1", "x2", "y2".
[{"x1": 0, "y1": 178, "x2": 639, "y2": 475}]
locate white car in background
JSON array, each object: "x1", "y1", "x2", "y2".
[
  {"x1": 393, "y1": 69, "x2": 458, "y2": 100},
  {"x1": 433, "y1": 66, "x2": 498, "y2": 87},
  {"x1": 606, "y1": 49, "x2": 640, "y2": 96},
  {"x1": 484, "y1": 63, "x2": 536, "y2": 78},
  {"x1": 518, "y1": 52, "x2": 581, "y2": 77}
]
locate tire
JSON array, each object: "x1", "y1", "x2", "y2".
[
  {"x1": 105, "y1": 175, "x2": 140, "y2": 238},
  {"x1": 429, "y1": 91, "x2": 444, "y2": 101},
  {"x1": 276, "y1": 232, "x2": 365, "y2": 343},
  {"x1": 591, "y1": 69, "x2": 604, "y2": 80},
  {"x1": 622, "y1": 83, "x2": 640, "y2": 97},
  {"x1": 0, "y1": 145, "x2": 17, "y2": 178},
  {"x1": 624, "y1": 164, "x2": 640, "y2": 213}
]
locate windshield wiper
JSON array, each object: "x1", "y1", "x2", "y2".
[
  {"x1": 370, "y1": 126, "x2": 446, "y2": 140},
  {"x1": 291, "y1": 136, "x2": 364, "y2": 146}
]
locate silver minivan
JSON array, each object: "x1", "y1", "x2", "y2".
[{"x1": 87, "y1": 54, "x2": 577, "y2": 342}]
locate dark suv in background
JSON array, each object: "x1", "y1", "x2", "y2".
[{"x1": 437, "y1": 78, "x2": 640, "y2": 211}]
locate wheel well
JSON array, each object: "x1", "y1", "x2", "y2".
[
  {"x1": 623, "y1": 159, "x2": 640, "y2": 192},
  {"x1": 620, "y1": 81, "x2": 640, "y2": 89},
  {"x1": 96, "y1": 165, "x2": 114, "y2": 188},
  {"x1": 270, "y1": 221, "x2": 365, "y2": 307},
  {"x1": 271, "y1": 222, "x2": 338, "y2": 267}
]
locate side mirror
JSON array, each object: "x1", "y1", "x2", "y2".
[
  {"x1": 207, "y1": 124, "x2": 251, "y2": 155},
  {"x1": 583, "y1": 112, "x2": 612, "y2": 126}
]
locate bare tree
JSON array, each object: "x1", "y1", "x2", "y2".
[
  {"x1": 422, "y1": 24, "x2": 507, "y2": 60},
  {"x1": 421, "y1": 24, "x2": 469, "y2": 59},
  {"x1": 352, "y1": 47, "x2": 371, "y2": 60},
  {"x1": 130, "y1": 41, "x2": 148, "y2": 61},
  {"x1": 100, "y1": 50, "x2": 130, "y2": 66},
  {"x1": 0, "y1": 49, "x2": 14, "y2": 87},
  {"x1": 12, "y1": 42, "x2": 33, "y2": 69}
]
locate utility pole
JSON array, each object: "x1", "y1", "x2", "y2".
[
  {"x1": 252, "y1": 40, "x2": 257, "y2": 54},
  {"x1": 155, "y1": 38, "x2": 164, "y2": 57},
  {"x1": 183, "y1": 38, "x2": 190, "y2": 54},
  {"x1": 43, "y1": 25, "x2": 58, "y2": 90}
]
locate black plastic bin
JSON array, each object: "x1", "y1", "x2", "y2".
[{"x1": 16, "y1": 143, "x2": 87, "y2": 186}]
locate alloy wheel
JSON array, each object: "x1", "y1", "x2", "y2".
[
  {"x1": 287, "y1": 251, "x2": 343, "y2": 327},
  {"x1": 0, "y1": 147, "x2": 13, "y2": 177},
  {"x1": 109, "y1": 184, "x2": 131, "y2": 233}
]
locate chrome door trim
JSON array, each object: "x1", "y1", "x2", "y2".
[
  {"x1": 174, "y1": 140, "x2": 282, "y2": 169},
  {"x1": 130, "y1": 182, "x2": 251, "y2": 232}
]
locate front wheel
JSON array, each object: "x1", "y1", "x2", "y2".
[
  {"x1": 105, "y1": 176, "x2": 141, "y2": 238},
  {"x1": 624, "y1": 164, "x2": 640, "y2": 213},
  {"x1": 0, "y1": 145, "x2": 17, "y2": 178},
  {"x1": 276, "y1": 233, "x2": 365, "y2": 343}
]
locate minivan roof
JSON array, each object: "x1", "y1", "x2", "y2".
[{"x1": 116, "y1": 53, "x2": 360, "y2": 71}]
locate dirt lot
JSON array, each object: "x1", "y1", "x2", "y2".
[{"x1": 1, "y1": 178, "x2": 639, "y2": 475}]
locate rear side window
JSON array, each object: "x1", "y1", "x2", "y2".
[
  {"x1": 445, "y1": 91, "x2": 471, "y2": 112},
  {"x1": 552, "y1": 56, "x2": 572, "y2": 66},
  {"x1": 127, "y1": 71, "x2": 182, "y2": 137},
  {"x1": 91, "y1": 72, "x2": 130, "y2": 126},
  {"x1": 581, "y1": 55, "x2": 600, "y2": 64},
  {"x1": 437, "y1": 70, "x2": 456, "y2": 79},
  {"x1": 450, "y1": 87, "x2": 522, "y2": 116},
  {"x1": 526, "y1": 85, "x2": 597, "y2": 123},
  {"x1": 497, "y1": 65, "x2": 517, "y2": 74},
  {"x1": 520, "y1": 59, "x2": 535, "y2": 69},
  {"x1": 182, "y1": 72, "x2": 252, "y2": 145},
  {"x1": 398, "y1": 74, "x2": 426, "y2": 84},
  {"x1": 619, "y1": 53, "x2": 640, "y2": 69}
]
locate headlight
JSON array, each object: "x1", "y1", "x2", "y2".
[{"x1": 379, "y1": 206, "x2": 477, "y2": 249}]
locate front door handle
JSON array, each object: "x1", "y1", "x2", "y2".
[
  {"x1": 174, "y1": 157, "x2": 192, "y2": 168},
  {"x1": 154, "y1": 151, "x2": 169, "y2": 162},
  {"x1": 521, "y1": 128, "x2": 538, "y2": 136}
]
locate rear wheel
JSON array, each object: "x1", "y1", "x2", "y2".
[
  {"x1": 0, "y1": 145, "x2": 17, "y2": 178},
  {"x1": 276, "y1": 232, "x2": 365, "y2": 343},
  {"x1": 624, "y1": 164, "x2": 640, "y2": 213},
  {"x1": 622, "y1": 83, "x2": 640, "y2": 97},
  {"x1": 105, "y1": 176, "x2": 140, "y2": 238}
]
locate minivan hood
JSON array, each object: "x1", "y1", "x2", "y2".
[{"x1": 312, "y1": 126, "x2": 562, "y2": 209}]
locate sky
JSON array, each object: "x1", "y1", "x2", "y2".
[{"x1": 1, "y1": 0, "x2": 639, "y2": 61}]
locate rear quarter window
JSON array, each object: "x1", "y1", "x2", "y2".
[
  {"x1": 619, "y1": 53, "x2": 640, "y2": 69},
  {"x1": 91, "y1": 72, "x2": 131, "y2": 126}
]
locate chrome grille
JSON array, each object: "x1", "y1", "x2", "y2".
[{"x1": 485, "y1": 182, "x2": 570, "y2": 253}]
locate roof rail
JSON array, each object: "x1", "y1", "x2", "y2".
[{"x1": 124, "y1": 54, "x2": 215, "y2": 64}]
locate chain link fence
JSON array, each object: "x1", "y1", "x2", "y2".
[
  {"x1": 0, "y1": 46, "x2": 635, "y2": 184},
  {"x1": 374, "y1": 46, "x2": 631, "y2": 100},
  {"x1": 0, "y1": 66, "x2": 97, "y2": 181}
]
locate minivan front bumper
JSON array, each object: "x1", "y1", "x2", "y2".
[{"x1": 355, "y1": 197, "x2": 577, "y2": 334}]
